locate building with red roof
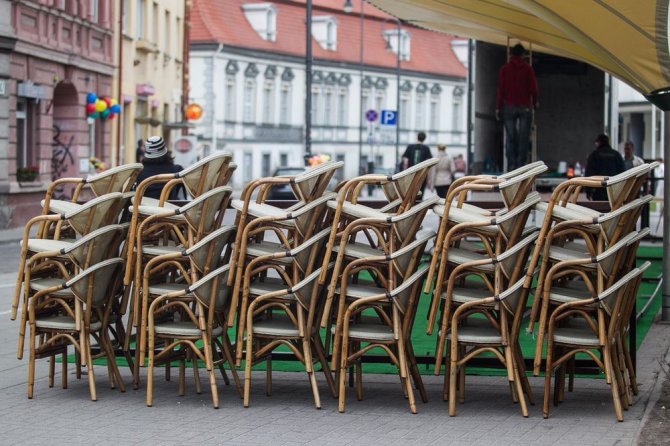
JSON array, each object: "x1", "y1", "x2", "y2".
[{"x1": 190, "y1": 0, "x2": 467, "y2": 186}]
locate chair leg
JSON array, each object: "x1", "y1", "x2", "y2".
[
  {"x1": 338, "y1": 338, "x2": 350, "y2": 413},
  {"x1": 513, "y1": 362, "x2": 529, "y2": 417},
  {"x1": 103, "y1": 334, "x2": 125, "y2": 393},
  {"x1": 146, "y1": 333, "x2": 155, "y2": 407},
  {"x1": 313, "y1": 335, "x2": 336, "y2": 398},
  {"x1": 178, "y1": 358, "x2": 186, "y2": 396},
  {"x1": 83, "y1": 331, "x2": 97, "y2": 402},
  {"x1": 406, "y1": 341, "x2": 428, "y2": 403},
  {"x1": 448, "y1": 347, "x2": 458, "y2": 416},
  {"x1": 27, "y1": 325, "x2": 36, "y2": 399},
  {"x1": 265, "y1": 355, "x2": 272, "y2": 397},
  {"x1": 201, "y1": 333, "x2": 219, "y2": 409},
  {"x1": 243, "y1": 326, "x2": 254, "y2": 408},
  {"x1": 302, "y1": 335, "x2": 321, "y2": 409},
  {"x1": 61, "y1": 350, "x2": 68, "y2": 389},
  {"x1": 397, "y1": 335, "x2": 416, "y2": 414},
  {"x1": 355, "y1": 359, "x2": 363, "y2": 401},
  {"x1": 219, "y1": 335, "x2": 243, "y2": 399},
  {"x1": 604, "y1": 346, "x2": 624, "y2": 421},
  {"x1": 48, "y1": 354, "x2": 55, "y2": 388},
  {"x1": 542, "y1": 340, "x2": 554, "y2": 419}
]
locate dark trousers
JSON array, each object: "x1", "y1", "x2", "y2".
[
  {"x1": 435, "y1": 185, "x2": 449, "y2": 199},
  {"x1": 503, "y1": 105, "x2": 532, "y2": 172}
]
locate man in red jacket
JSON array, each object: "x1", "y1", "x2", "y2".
[{"x1": 496, "y1": 43, "x2": 539, "y2": 172}]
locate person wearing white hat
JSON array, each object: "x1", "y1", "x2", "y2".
[{"x1": 134, "y1": 136, "x2": 184, "y2": 199}]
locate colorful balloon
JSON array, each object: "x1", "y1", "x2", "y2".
[
  {"x1": 110, "y1": 98, "x2": 118, "y2": 106},
  {"x1": 89, "y1": 111, "x2": 100, "y2": 119},
  {"x1": 107, "y1": 112, "x2": 115, "y2": 120},
  {"x1": 85, "y1": 103, "x2": 96, "y2": 114},
  {"x1": 103, "y1": 97, "x2": 112, "y2": 107},
  {"x1": 94, "y1": 99, "x2": 107, "y2": 112},
  {"x1": 110, "y1": 104, "x2": 121, "y2": 114},
  {"x1": 101, "y1": 109, "x2": 111, "y2": 119},
  {"x1": 86, "y1": 92, "x2": 97, "y2": 104}
]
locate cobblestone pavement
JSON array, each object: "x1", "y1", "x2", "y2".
[{"x1": 1, "y1": 279, "x2": 669, "y2": 445}]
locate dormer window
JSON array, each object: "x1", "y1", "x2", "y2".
[
  {"x1": 383, "y1": 28, "x2": 411, "y2": 61},
  {"x1": 312, "y1": 16, "x2": 337, "y2": 51},
  {"x1": 242, "y1": 3, "x2": 277, "y2": 42}
]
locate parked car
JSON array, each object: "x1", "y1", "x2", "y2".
[{"x1": 266, "y1": 167, "x2": 306, "y2": 200}]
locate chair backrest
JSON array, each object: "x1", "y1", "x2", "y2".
[
  {"x1": 497, "y1": 164, "x2": 547, "y2": 208},
  {"x1": 183, "y1": 225, "x2": 236, "y2": 274},
  {"x1": 389, "y1": 230, "x2": 435, "y2": 278},
  {"x1": 291, "y1": 263, "x2": 333, "y2": 311},
  {"x1": 86, "y1": 163, "x2": 143, "y2": 196},
  {"x1": 287, "y1": 228, "x2": 331, "y2": 275},
  {"x1": 290, "y1": 161, "x2": 344, "y2": 202},
  {"x1": 389, "y1": 264, "x2": 429, "y2": 315},
  {"x1": 597, "y1": 195, "x2": 652, "y2": 244},
  {"x1": 389, "y1": 158, "x2": 439, "y2": 206},
  {"x1": 66, "y1": 258, "x2": 124, "y2": 308},
  {"x1": 64, "y1": 224, "x2": 126, "y2": 269},
  {"x1": 178, "y1": 186, "x2": 232, "y2": 235},
  {"x1": 593, "y1": 230, "x2": 640, "y2": 280},
  {"x1": 603, "y1": 163, "x2": 651, "y2": 208},
  {"x1": 177, "y1": 152, "x2": 233, "y2": 197},
  {"x1": 64, "y1": 192, "x2": 124, "y2": 236},
  {"x1": 598, "y1": 262, "x2": 649, "y2": 332},
  {"x1": 498, "y1": 161, "x2": 547, "y2": 180},
  {"x1": 188, "y1": 264, "x2": 233, "y2": 311},
  {"x1": 290, "y1": 192, "x2": 337, "y2": 238},
  {"x1": 389, "y1": 196, "x2": 440, "y2": 243},
  {"x1": 497, "y1": 276, "x2": 528, "y2": 316},
  {"x1": 493, "y1": 192, "x2": 541, "y2": 244}
]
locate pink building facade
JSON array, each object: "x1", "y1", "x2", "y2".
[{"x1": 0, "y1": 0, "x2": 114, "y2": 227}]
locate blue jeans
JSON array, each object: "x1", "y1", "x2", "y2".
[{"x1": 503, "y1": 105, "x2": 532, "y2": 172}]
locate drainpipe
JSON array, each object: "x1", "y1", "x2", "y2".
[
  {"x1": 181, "y1": 0, "x2": 192, "y2": 136},
  {"x1": 115, "y1": 0, "x2": 124, "y2": 166}
]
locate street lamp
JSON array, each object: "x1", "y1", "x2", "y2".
[
  {"x1": 305, "y1": 0, "x2": 313, "y2": 165},
  {"x1": 344, "y1": 0, "x2": 365, "y2": 175},
  {"x1": 382, "y1": 18, "x2": 402, "y2": 171}
]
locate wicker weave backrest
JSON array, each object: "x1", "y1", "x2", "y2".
[
  {"x1": 389, "y1": 264, "x2": 428, "y2": 314},
  {"x1": 65, "y1": 224, "x2": 125, "y2": 269},
  {"x1": 189, "y1": 264, "x2": 232, "y2": 311},
  {"x1": 86, "y1": 163, "x2": 143, "y2": 196},
  {"x1": 183, "y1": 225, "x2": 236, "y2": 274},
  {"x1": 179, "y1": 186, "x2": 232, "y2": 235},
  {"x1": 66, "y1": 258, "x2": 124, "y2": 307},
  {"x1": 177, "y1": 152, "x2": 233, "y2": 197},
  {"x1": 64, "y1": 193, "x2": 124, "y2": 236},
  {"x1": 291, "y1": 161, "x2": 344, "y2": 202}
]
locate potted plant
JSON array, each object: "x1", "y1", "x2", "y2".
[{"x1": 16, "y1": 166, "x2": 39, "y2": 184}]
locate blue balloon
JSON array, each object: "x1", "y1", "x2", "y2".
[
  {"x1": 86, "y1": 92, "x2": 97, "y2": 104},
  {"x1": 110, "y1": 104, "x2": 121, "y2": 113}
]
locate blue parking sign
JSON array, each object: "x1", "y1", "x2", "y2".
[{"x1": 380, "y1": 109, "x2": 397, "y2": 126}]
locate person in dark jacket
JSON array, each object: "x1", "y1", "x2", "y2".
[
  {"x1": 402, "y1": 131, "x2": 433, "y2": 200},
  {"x1": 496, "y1": 43, "x2": 539, "y2": 172},
  {"x1": 585, "y1": 133, "x2": 625, "y2": 201},
  {"x1": 134, "y1": 136, "x2": 184, "y2": 200}
]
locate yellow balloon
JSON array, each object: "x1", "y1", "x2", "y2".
[
  {"x1": 95, "y1": 99, "x2": 107, "y2": 112},
  {"x1": 110, "y1": 98, "x2": 118, "y2": 106}
]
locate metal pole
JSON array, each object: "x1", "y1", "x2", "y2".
[
  {"x1": 115, "y1": 0, "x2": 124, "y2": 166},
  {"x1": 663, "y1": 137, "x2": 670, "y2": 320},
  {"x1": 358, "y1": 1, "x2": 364, "y2": 174},
  {"x1": 305, "y1": 0, "x2": 313, "y2": 164},
  {"x1": 466, "y1": 39, "x2": 474, "y2": 174},
  {"x1": 395, "y1": 19, "x2": 400, "y2": 170}
]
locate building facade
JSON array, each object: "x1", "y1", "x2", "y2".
[
  {"x1": 112, "y1": 0, "x2": 185, "y2": 165},
  {"x1": 0, "y1": 0, "x2": 115, "y2": 228},
  {"x1": 189, "y1": 0, "x2": 467, "y2": 189}
]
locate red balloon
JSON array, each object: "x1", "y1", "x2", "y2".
[
  {"x1": 103, "y1": 97, "x2": 112, "y2": 106},
  {"x1": 107, "y1": 112, "x2": 115, "y2": 120},
  {"x1": 85, "y1": 103, "x2": 96, "y2": 114}
]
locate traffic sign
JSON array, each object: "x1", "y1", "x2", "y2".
[
  {"x1": 365, "y1": 109, "x2": 378, "y2": 122},
  {"x1": 380, "y1": 109, "x2": 397, "y2": 126}
]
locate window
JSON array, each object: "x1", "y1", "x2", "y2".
[
  {"x1": 243, "y1": 152, "x2": 253, "y2": 182},
  {"x1": 337, "y1": 88, "x2": 347, "y2": 126},
  {"x1": 121, "y1": 0, "x2": 128, "y2": 32},
  {"x1": 383, "y1": 29, "x2": 411, "y2": 61},
  {"x1": 311, "y1": 87, "x2": 321, "y2": 125},
  {"x1": 262, "y1": 153, "x2": 271, "y2": 177},
  {"x1": 225, "y1": 76, "x2": 236, "y2": 121},
  {"x1": 375, "y1": 91, "x2": 385, "y2": 115},
  {"x1": 452, "y1": 98, "x2": 462, "y2": 132},
  {"x1": 175, "y1": 18, "x2": 182, "y2": 54},
  {"x1": 243, "y1": 79, "x2": 256, "y2": 122},
  {"x1": 241, "y1": 3, "x2": 277, "y2": 41},
  {"x1": 136, "y1": 0, "x2": 145, "y2": 39},
  {"x1": 400, "y1": 94, "x2": 409, "y2": 128},
  {"x1": 430, "y1": 96, "x2": 439, "y2": 131},
  {"x1": 361, "y1": 89, "x2": 370, "y2": 126},
  {"x1": 324, "y1": 88, "x2": 333, "y2": 125},
  {"x1": 415, "y1": 93, "x2": 425, "y2": 129},
  {"x1": 263, "y1": 80, "x2": 275, "y2": 124},
  {"x1": 152, "y1": 2, "x2": 159, "y2": 44},
  {"x1": 89, "y1": 0, "x2": 98, "y2": 23},
  {"x1": 280, "y1": 83, "x2": 291, "y2": 125},
  {"x1": 279, "y1": 153, "x2": 288, "y2": 166},
  {"x1": 266, "y1": 8, "x2": 276, "y2": 41},
  {"x1": 335, "y1": 154, "x2": 345, "y2": 182},
  {"x1": 164, "y1": 11, "x2": 170, "y2": 53},
  {"x1": 312, "y1": 16, "x2": 337, "y2": 51},
  {"x1": 16, "y1": 99, "x2": 36, "y2": 170}
]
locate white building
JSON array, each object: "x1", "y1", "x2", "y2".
[{"x1": 189, "y1": 0, "x2": 467, "y2": 189}]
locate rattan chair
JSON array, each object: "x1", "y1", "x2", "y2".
[
  {"x1": 26, "y1": 258, "x2": 125, "y2": 400},
  {"x1": 542, "y1": 262, "x2": 649, "y2": 421},
  {"x1": 446, "y1": 277, "x2": 533, "y2": 416},
  {"x1": 146, "y1": 263, "x2": 242, "y2": 408},
  {"x1": 336, "y1": 265, "x2": 429, "y2": 413},
  {"x1": 243, "y1": 264, "x2": 336, "y2": 409},
  {"x1": 12, "y1": 193, "x2": 125, "y2": 321}
]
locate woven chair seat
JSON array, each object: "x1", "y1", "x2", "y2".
[
  {"x1": 445, "y1": 281, "x2": 492, "y2": 304},
  {"x1": 332, "y1": 242, "x2": 385, "y2": 259},
  {"x1": 552, "y1": 326, "x2": 600, "y2": 346},
  {"x1": 248, "y1": 277, "x2": 290, "y2": 296},
  {"x1": 154, "y1": 321, "x2": 223, "y2": 337},
  {"x1": 24, "y1": 238, "x2": 75, "y2": 253},
  {"x1": 336, "y1": 282, "x2": 387, "y2": 299},
  {"x1": 341, "y1": 322, "x2": 394, "y2": 341},
  {"x1": 245, "y1": 241, "x2": 292, "y2": 261},
  {"x1": 252, "y1": 318, "x2": 301, "y2": 337},
  {"x1": 130, "y1": 204, "x2": 186, "y2": 220},
  {"x1": 547, "y1": 245, "x2": 593, "y2": 263},
  {"x1": 548, "y1": 285, "x2": 594, "y2": 304},
  {"x1": 35, "y1": 315, "x2": 101, "y2": 331},
  {"x1": 230, "y1": 200, "x2": 295, "y2": 227},
  {"x1": 535, "y1": 201, "x2": 600, "y2": 224},
  {"x1": 43, "y1": 199, "x2": 81, "y2": 215},
  {"x1": 446, "y1": 323, "x2": 502, "y2": 344},
  {"x1": 141, "y1": 243, "x2": 183, "y2": 257},
  {"x1": 29, "y1": 277, "x2": 74, "y2": 297},
  {"x1": 148, "y1": 282, "x2": 190, "y2": 296},
  {"x1": 446, "y1": 248, "x2": 495, "y2": 271},
  {"x1": 326, "y1": 200, "x2": 388, "y2": 220},
  {"x1": 134, "y1": 196, "x2": 180, "y2": 210},
  {"x1": 433, "y1": 204, "x2": 499, "y2": 233}
]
